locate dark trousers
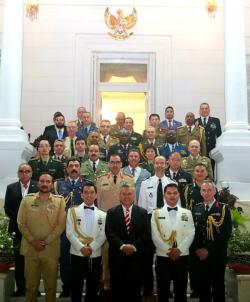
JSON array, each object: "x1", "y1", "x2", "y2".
[
  {"x1": 110, "y1": 261, "x2": 142, "y2": 302},
  {"x1": 196, "y1": 256, "x2": 226, "y2": 302},
  {"x1": 156, "y1": 256, "x2": 188, "y2": 302},
  {"x1": 14, "y1": 239, "x2": 25, "y2": 292},
  {"x1": 189, "y1": 253, "x2": 199, "y2": 293},
  {"x1": 70, "y1": 254, "x2": 101, "y2": 302},
  {"x1": 60, "y1": 232, "x2": 71, "y2": 293}
]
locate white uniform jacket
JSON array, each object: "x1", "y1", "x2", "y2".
[
  {"x1": 66, "y1": 204, "x2": 106, "y2": 258},
  {"x1": 151, "y1": 205, "x2": 195, "y2": 257},
  {"x1": 138, "y1": 175, "x2": 175, "y2": 214}
]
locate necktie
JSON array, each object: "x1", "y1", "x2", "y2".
[
  {"x1": 168, "y1": 120, "x2": 172, "y2": 128},
  {"x1": 188, "y1": 126, "x2": 192, "y2": 133},
  {"x1": 173, "y1": 172, "x2": 177, "y2": 180},
  {"x1": 58, "y1": 129, "x2": 62, "y2": 139},
  {"x1": 84, "y1": 127, "x2": 88, "y2": 137},
  {"x1": 57, "y1": 156, "x2": 61, "y2": 160},
  {"x1": 113, "y1": 175, "x2": 117, "y2": 184},
  {"x1": 71, "y1": 180, "x2": 75, "y2": 188},
  {"x1": 93, "y1": 161, "x2": 96, "y2": 172},
  {"x1": 124, "y1": 208, "x2": 130, "y2": 234},
  {"x1": 103, "y1": 136, "x2": 107, "y2": 144},
  {"x1": 131, "y1": 168, "x2": 136, "y2": 176},
  {"x1": 70, "y1": 139, "x2": 75, "y2": 156},
  {"x1": 84, "y1": 206, "x2": 94, "y2": 210},
  {"x1": 205, "y1": 204, "x2": 210, "y2": 212},
  {"x1": 203, "y1": 118, "x2": 207, "y2": 127},
  {"x1": 167, "y1": 207, "x2": 178, "y2": 211},
  {"x1": 157, "y1": 179, "x2": 164, "y2": 208}
]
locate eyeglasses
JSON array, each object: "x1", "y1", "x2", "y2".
[
  {"x1": 18, "y1": 170, "x2": 32, "y2": 173},
  {"x1": 109, "y1": 161, "x2": 121, "y2": 164}
]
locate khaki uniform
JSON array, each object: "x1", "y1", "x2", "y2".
[
  {"x1": 96, "y1": 172, "x2": 134, "y2": 211},
  {"x1": 98, "y1": 136, "x2": 119, "y2": 150},
  {"x1": 181, "y1": 155, "x2": 213, "y2": 180},
  {"x1": 176, "y1": 125, "x2": 207, "y2": 156},
  {"x1": 17, "y1": 193, "x2": 66, "y2": 302},
  {"x1": 109, "y1": 124, "x2": 123, "y2": 138}
]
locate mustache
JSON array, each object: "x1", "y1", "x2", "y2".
[{"x1": 71, "y1": 169, "x2": 78, "y2": 173}]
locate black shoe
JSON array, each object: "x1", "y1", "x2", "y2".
[
  {"x1": 12, "y1": 290, "x2": 25, "y2": 297},
  {"x1": 190, "y1": 291, "x2": 199, "y2": 298},
  {"x1": 37, "y1": 291, "x2": 41, "y2": 297},
  {"x1": 59, "y1": 291, "x2": 70, "y2": 298}
]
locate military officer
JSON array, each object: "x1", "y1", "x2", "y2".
[
  {"x1": 108, "y1": 130, "x2": 134, "y2": 167},
  {"x1": 29, "y1": 139, "x2": 64, "y2": 181},
  {"x1": 124, "y1": 117, "x2": 143, "y2": 146},
  {"x1": 63, "y1": 121, "x2": 78, "y2": 158},
  {"x1": 197, "y1": 102, "x2": 222, "y2": 156},
  {"x1": 96, "y1": 154, "x2": 135, "y2": 211},
  {"x1": 74, "y1": 137, "x2": 88, "y2": 163},
  {"x1": 139, "y1": 145, "x2": 157, "y2": 175},
  {"x1": 151, "y1": 183, "x2": 195, "y2": 302},
  {"x1": 52, "y1": 139, "x2": 68, "y2": 173},
  {"x1": 191, "y1": 181, "x2": 232, "y2": 302},
  {"x1": 181, "y1": 139, "x2": 213, "y2": 180},
  {"x1": 17, "y1": 173, "x2": 66, "y2": 302},
  {"x1": 159, "y1": 130, "x2": 189, "y2": 160},
  {"x1": 54, "y1": 158, "x2": 90, "y2": 297},
  {"x1": 109, "y1": 112, "x2": 125, "y2": 138},
  {"x1": 176, "y1": 112, "x2": 207, "y2": 156},
  {"x1": 66, "y1": 182, "x2": 106, "y2": 302},
  {"x1": 80, "y1": 145, "x2": 109, "y2": 183},
  {"x1": 139, "y1": 126, "x2": 162, "y2": 160},
  {"x1": 98, "y1": 119, "x2": 119, "y2": 150},
  {"x1": 86, "y1": 131, "x2": 107, "y2": 162},
  {"x1": 142, "y1": 114, "x2": 167, "y2": 143},
  {"x1": 165, "y1": 152, "x2": 193, "y2": 207}
]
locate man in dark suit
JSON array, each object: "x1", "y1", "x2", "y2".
[
  {"x1": 105, "y1": 184, "x2": 150, "y2": 302},
  {"x1": 191, "y1": 181, "x2": 232, "y2": 302},
  {"x1": 4, "y1": 163, "x2": 38, "y2": 297},
  {"x1": 43, "y1": 112, "x2": 68, "y2": 153},
  {"x1": 165, "y1": 152, "x2": 192, "y2": 207},
  {"x1": 76, "y1": 111, "x2": 98, "y2": 140},
  {"x1": 197, "y1": 102, "x2": 222, "y2": 171},
  {"x1": 159, "y1": 106, "x2": 182, "y2": 130}
]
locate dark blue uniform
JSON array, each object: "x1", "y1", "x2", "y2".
[
  {"x1": 191, "y1": 201, "x2": 232, "y2": 302},
  {"x1": 108, "y1": 143, "x2": 134, "y2": 167}
]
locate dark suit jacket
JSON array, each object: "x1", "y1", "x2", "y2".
[
  {"x1": 159, "y1": 143, "x2": 189, "y2": 160},
  {"x1": 191, "y1": 201, "x2": 232, "y2": 262},
  {"x1": 43, "y1": 126, "x2": 68, "y2": 149},
  {"x1": 4, "y1": 180, "x2": 38, "y2": 239},
  {"x1": 105, "y1": 204, "x2": 150, "y2": 270},
  {"x1": 76, "y1": 123, "x2": 98, "y2": 140},
  {"x1": 165, "y1": 169, "x2": 193, "y2": 207},
  {"x1": 197, "y1": 117, "x2": 222, "y2": 155},
  {"x1": 159, "y1": 119, "x2": 182, "y2": 130}
]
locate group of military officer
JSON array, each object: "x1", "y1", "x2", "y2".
[{"x1": 4, "y1": 102, "x2": 229, "y2": 302}]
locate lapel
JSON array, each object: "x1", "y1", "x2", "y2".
[
  {"x1": 17, "y1": 182, "x2": 22, "y2": 199},
  {"x1": 28, "y1": 181, "x2": 37, "y2": 193},
  {"x1": 129, "y1": 205, "x2": 136, "y2": 235},
  {"x1": 118, "y1": 205, "x2": 128, "y2": 235}
]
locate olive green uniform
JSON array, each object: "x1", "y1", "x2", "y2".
[
  {"x1": 181, "y1": 155, "x2": 213, "y2": 180},
  {"x1": 176, "y1": 125, "x2": 207, "y2": 156},
  {"x1": 80, "y1": 160, "x2": 110, "y2": 183},
  {"x1": 17, "y1": 193, "x2": 66, "y2": 302}
]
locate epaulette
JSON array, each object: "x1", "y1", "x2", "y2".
[
  {"x1": 123, "y1": 172, "x2": 134, "y2": 178},
  {"x1": 97, "y1": 208, "x2": 106, "y2": 213},
  {"x1": 177, "y1": 125, "x2": 184, "y2": 129},
  {"x1": 29, "y1": 157, "x2": 38, "y2": 161},
  {"x1": 196, "y1": 202, "x2": 203, "y2": 207},
  {"x1": 97, "y1": 173, "x2": 109, "y2": 179},
  {"x1": 51, "y1": 194, "x2": 64, "y2": 199},
  {"x1": 55, "y1": 178, "x2": 65, "y2": 182},
  {"x1": 144, "y1": 176, "x2": 151, "y2": 180},
  {"x1": 25, "y1": 193, "x2": 36, "y2": 196}
]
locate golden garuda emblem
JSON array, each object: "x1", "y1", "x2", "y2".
[{"x1": 104, "y1": 7, "x2": 137, "y2": 40}]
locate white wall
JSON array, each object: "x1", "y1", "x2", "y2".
[{"x1": 0, "y1": 0, "x2": 249, "y2": 141}]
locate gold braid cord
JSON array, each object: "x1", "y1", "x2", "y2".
[
  {"x1": 154, "y1": 209, "x2": 177, "y2": 246},
  {"x1": 206, "y1": 204, "x2": 226, "y2": 241},
  {"x1": 71, "y1": 207, "x2": 93, "y2": 245},
  {"x1": 65, "y1": 191, "x2": 73, "y2": 207}
]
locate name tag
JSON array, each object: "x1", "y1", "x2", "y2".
[{"x1": 158, "y1": 217, "x2": 165, "y2": 220}]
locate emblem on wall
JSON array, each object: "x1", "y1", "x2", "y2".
[{"x1": 104, "y1": 7, "x2": 137, "y2": 40}]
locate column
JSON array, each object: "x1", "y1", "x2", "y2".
[
  {"x1": 0, "y1": 0, "x2": 34, "y2": 198},
  {"x1": 0, "y1": 0, "x2": 24, "y2": 130},
  {"x1": 224, "y1": 0, "x2": 249, "y2": 131},
  {"x1": 211, "y1": 0, "x2": 250, "y2": 200}
]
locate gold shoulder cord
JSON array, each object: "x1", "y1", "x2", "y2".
[
  {"x1": 154, "y1": 209, "x2": 177, "y2": 246},
  {"x1": 184, "y1": 186, "x2": 191, "y2": 209},
  {"x1": 54, "y1": 181, "x2": 58, "y2": 195},
  {"x1": 206, "y1": 204, "x2": 226, "y2": 241},
  {"x1": 138, "y1": 143, "x2": 146, "y2": 161},
  {"x1": 65, "y1": 191, "x2": 73, "y2": 207},
  {"x1": 70, "y1": 207, "x2": 93, "y2": 245}
]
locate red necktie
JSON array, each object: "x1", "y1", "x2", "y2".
[{"x1": 125, "y1": 208, "x2": 130, "y2": 234}]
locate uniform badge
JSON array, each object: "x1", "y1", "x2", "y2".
[
  {"x1": 210, "y1": 122, "x2": 217, "y2": 130},
  {"x1": 149, "y1": 192, "x2": 153, "y2": 198},
  {"x1": 98, "y1": 218, "x2": 103, "y2": 225},
  {"x1": 181, "y1": 213, "x2": 188, "y2": 221}
]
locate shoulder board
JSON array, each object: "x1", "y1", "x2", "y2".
[
  {"x1": 29, "y1": 158, "x2": 38, "y2": 161},
  {"x1": 97, "y1": 173, "x2": 109, "y2": 178},
  {"x1": 97, "y1": 208, "x2": 106, "y2": 213},
  {"x1": 144, "y1": 176, "x2": 151, "y2": 180},
  {"x1": 51, "y1": 158, "x2": 60, "y2": 162},
  {"x1": 25, "y1": 193, "x2": 36, "y2": 196},
  {"x1": 51, "y1": 194, "x2": 64, "y2": 199},
  {"x1": 55, "y1": 178, "x2": 65, "y2": 182},
  {"x1": 177, "y1": 125, "x2": 184, "y2": 129},
  {"x1": 179, "y1": 143, "x2": 187, "y2": 147},
  {"x1": 123, "y1": 172, "x2": 134, "y2": 178}
]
